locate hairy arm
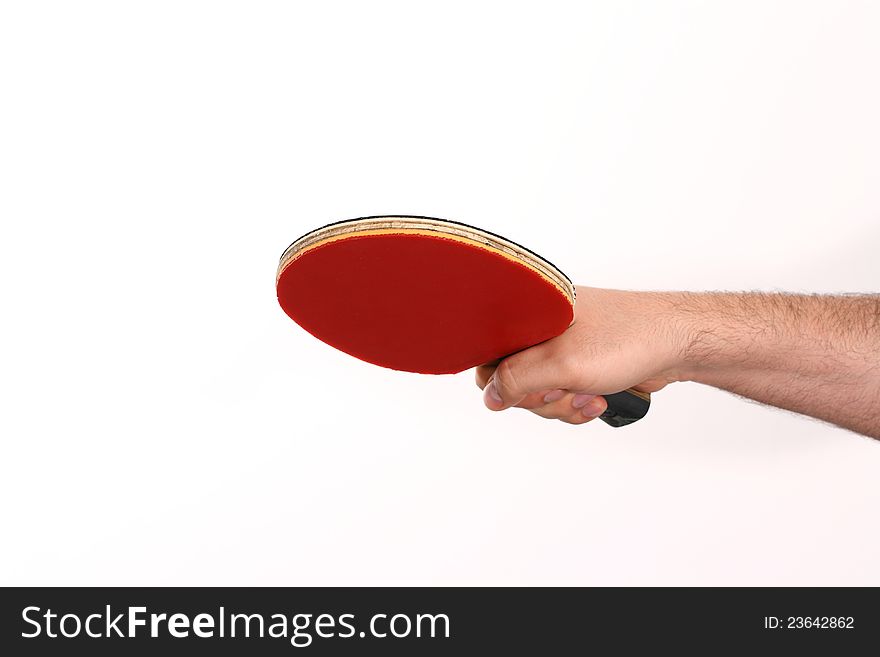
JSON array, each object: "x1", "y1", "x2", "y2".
[
  {"x1": 674, "y1": 291, "x2": 880, "y2": 437},
  {"x1": 477, "y1": 287, "x2": 880, "y2": 439}
]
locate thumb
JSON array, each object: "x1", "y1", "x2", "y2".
[{"x1": 483, "y1": 339, "x2": 568, "y2": 411}]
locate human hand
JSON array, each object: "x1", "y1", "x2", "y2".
[{"x1": 475, "y1": 286, "x2": 688, "y2": 424}]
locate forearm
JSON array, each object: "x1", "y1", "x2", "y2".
[{"x1": 665, "y1": 292, "x2": 880, "y2": 438}]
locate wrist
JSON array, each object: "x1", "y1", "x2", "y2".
[
  {"x1": 582, "y1": 288, "x2": 699, "y2": 384},
  {"x1": 657, "y1": 291, "x2": 770, "y2": 384},
  {"x1": 611, "y1": 290, "x2": 739, "y2": 385},
  {"x1": 643, "y1": 291, "x2": 703, "y2": 384},
  {"x1": 574, "y1": 288, "x2": 741, "y2": 386}
]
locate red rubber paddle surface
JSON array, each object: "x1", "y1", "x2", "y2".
[{"x1": 276, "y1": 233, "x2": 573, "y2": 374}]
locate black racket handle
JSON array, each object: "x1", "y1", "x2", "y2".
[{"x1": 600, "y1": 389, "x2": 651, "y2": 427}]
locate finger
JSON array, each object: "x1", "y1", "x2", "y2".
[
  {"x1": 513, "y1": 389, "x2": 562, "y2": 410},
  {"x1": 475, "y1": 360, "x2": 500, "y2": 390},
  {"x1": 529, "y1": 391, "x2": 577, "y2": 418},
  {"x1": 558, "y1": 396, "x2": 607, "y2": 425},
  {"x1": 485, "y1": 338, "x2": 574, "y2": 410},
  {"x1": 578, "y1": 394, "x2": 608, "y2": 419},
  {"x1": 530, "y1": 392, "x2": 607, "y2": 421}
]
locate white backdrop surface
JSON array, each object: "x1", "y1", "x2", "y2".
[{"x1": 1, "y1": 1, "x2": 878, "y2": 585}]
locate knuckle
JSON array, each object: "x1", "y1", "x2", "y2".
[
  {"x1": 516, "y1": 396, "x2": 542, "y2": 410},
  {"x1": 494, "y1": 358, "x2": 521, "y2": 399}
]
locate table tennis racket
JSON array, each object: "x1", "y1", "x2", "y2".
[{"x1": 276, "y1": 215, "x2": 650, "y2": 427}]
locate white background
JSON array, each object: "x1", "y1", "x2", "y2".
[{"x1": 1, "y1": 1, "x2": 878, "y2": 586}]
